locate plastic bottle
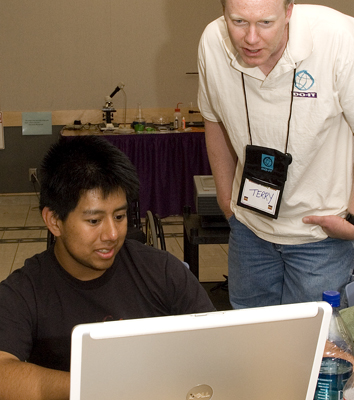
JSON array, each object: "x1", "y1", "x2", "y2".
[
  {"x1": 174, "y1": 116, "x2": 179, "y2": 130},
  {"x1": 173, "y1": 103, "x2": 183, "y2": 129},
  {"x1": 314, "y1": 291, "x2": 354, "y2": 400},
  {"x1": 182, "y1": 117, "x2": 186, "y2": 130},
  {"x1": 344, "y1": 373, "x2": 354, "y2": 399}
]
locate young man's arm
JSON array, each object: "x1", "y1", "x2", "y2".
[
  {"x1": 204, "y1": 119, "x2": 238, "y2": 219},
  {"x1": 0, "y1": 351, "x2": 70, "y2": 400}
]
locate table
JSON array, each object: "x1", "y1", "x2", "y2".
[
  {"x1": 183, "y1": 206, "x2": 230, "y2": 280},
  {"x1": 61, "y1": 130, "x2": 211, "y2": 217}
]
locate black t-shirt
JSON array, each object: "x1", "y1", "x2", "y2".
[{"x1": 0, "y1": 240, "x2": 214, "y2": 371}]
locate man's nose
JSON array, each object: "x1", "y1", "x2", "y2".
[
  {"x1": 244, "y1": 25, "x2": 260, "y2": 45},
  {"x1": 101, "y1": 219, "x2": 119, "y2": 241}
]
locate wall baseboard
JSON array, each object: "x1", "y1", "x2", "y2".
[{"x1": 0, "y1": 193, "x2": 39, "y2": 206}]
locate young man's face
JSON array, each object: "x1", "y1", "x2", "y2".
[
  {"x1": 224, "y1": 0, "x2": 293, "y2": 75},
  {"x1": 54, "y1": 188, "x2": 128, "y2": 281}
]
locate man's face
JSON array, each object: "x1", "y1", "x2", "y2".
[
  {"x1": 54, "y1": 188, "x2": 128, "y2": 281},
  {"x1": 224, "y1": 0, "x2": 293, "y2": 74}
]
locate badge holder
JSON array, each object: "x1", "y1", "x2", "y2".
[
  {"x1": 237, "y1": 71, "x2": 296, "y2": 219},
  {"x1": 237, "y1": 145, "x2": 292, "y2": 219}
]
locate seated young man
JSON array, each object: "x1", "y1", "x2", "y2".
[{"x1": 0, "y1": 136, "x2": 215, "y2": 400}]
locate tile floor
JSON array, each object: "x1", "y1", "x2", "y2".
[{"x1": 0, "y1": 194, "x2": 229, "y2": 283}]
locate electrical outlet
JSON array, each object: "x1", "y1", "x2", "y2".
[{"x1": 29, "y1": 168, "x2": 37, "y2": 182}]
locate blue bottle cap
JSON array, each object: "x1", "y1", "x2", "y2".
[{"x1": 323, "y1": 290, "x2": 340, "y2": 307}]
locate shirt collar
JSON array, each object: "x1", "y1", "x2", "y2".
[{"x1": 287, "y1": 4, "x2": 313, "y2": 64}]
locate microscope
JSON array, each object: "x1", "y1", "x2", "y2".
[{"x1": 99, "y1": 83, "x2": 133, "y2": 133}]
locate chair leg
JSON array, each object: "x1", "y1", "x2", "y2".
[
  {"x1": 145, "y1": 211, "x2": 158, "y2": 248},
  {"x1": 210, "y1": 275, "x2": 228, "y2": 292},
  {"x1": 154, "y1": 214, "x2": 166, "y2": 251}
]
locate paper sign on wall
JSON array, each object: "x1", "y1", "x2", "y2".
[{"x1": 22, "y1": 112, "x2": 52, "y2": 136}]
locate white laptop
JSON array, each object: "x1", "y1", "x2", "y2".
[{"x1": 70, "y1": 302, "x2": 331, "y2": 400}]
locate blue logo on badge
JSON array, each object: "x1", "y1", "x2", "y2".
[
  {"x1": 261, "y1": 154, "x2": 275, "y2": 172},
  {"x1": 295, "y1": 70, "x2": 314, "y2": 91}
]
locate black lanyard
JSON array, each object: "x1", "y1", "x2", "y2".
[{"x1": 241, "y1": 69, "x2": 296, "y2": 154}]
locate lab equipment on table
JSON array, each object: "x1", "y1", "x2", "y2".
[
  {"x1": 173, "y1": 103, "x2": 182, "y2": 129},
  {"x1": 152, "y1": 115, "x2": 170, "y2": 132},
  {"x1": 100, "y1": 83, "x2": 134, "y2": 134},
  {"x1": 132, "y1": 103, "x2": 146, "y2": 131}
]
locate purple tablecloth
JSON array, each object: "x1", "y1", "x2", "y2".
[
  {"x1": 105, "y1": 132, "x2": 211, "y2": 217},
  {"x1": 62, "y1": 131, "x2": 211, "y2": 217}
]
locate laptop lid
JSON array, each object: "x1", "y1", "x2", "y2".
[{"x1": 70, "y1": 302, "x2": 331, "y2": 400}]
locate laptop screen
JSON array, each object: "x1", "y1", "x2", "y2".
[{"x1": 70, "y1": 302, "x2": 331, "y2": 400}]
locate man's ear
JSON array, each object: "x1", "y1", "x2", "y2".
[
  {"x1": 42, "y1": 207, "x2": 61, "y2": 238},
  {"x1": 286, "y1": 2, "x2": 294, "y2": 23}
]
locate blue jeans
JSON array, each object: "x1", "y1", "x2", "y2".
[{"x1": 228, "y1": 216, "x2": 354, "y2": 309}]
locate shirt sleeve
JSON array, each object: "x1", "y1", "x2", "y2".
[
  {"x1": 0, "y1": 271, "x2": 35, "y2": 361},
  {"x1": 197, "y1": 25, "x2": 222, "y2": 123},
  {"x1": 334, "y1": 18, "x2": 354, "y2": 133}
]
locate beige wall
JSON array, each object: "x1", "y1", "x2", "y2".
[
  {"x1": 0, "y1": 0, "x2": 352, "y2": 125},
  {"x1": 0, "y1": 1, "x2": 222, "y2": 119}
]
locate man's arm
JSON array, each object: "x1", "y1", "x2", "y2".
[
  {"x1": 301, "y1": 21, "x2": 354, "y2": 241},
  {"x1": 303, "y1": 184, "x2": 354, "y2": 240},
  {"x1": 0, "y1": 351, "x2": 70, "y2": 400},
  {"x1": 204, "y1": 119, "x2": 237, "y2": 219}
]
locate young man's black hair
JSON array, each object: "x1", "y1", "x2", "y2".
[{"x1": 39, "y1": 136, "x2": 139, "y2": 221}]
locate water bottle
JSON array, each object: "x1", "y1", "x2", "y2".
[
  {"x1": 344, "y1": 373, "x2": 354, "y2": 399},
  {"x1": 314, "y1": 291, "x2": 354, "y2": 400}
]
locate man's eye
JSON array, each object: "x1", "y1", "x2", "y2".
[
  {"x1": 88, "y1": 219, "x2": 99, "y2": 225},
  {"x1": 115, "y1": 213, "x2": 127, "y2": 221}
]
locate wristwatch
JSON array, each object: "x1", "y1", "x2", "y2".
[{"x1": 346, "y1": 213, "x2": 354, "y2": 225}]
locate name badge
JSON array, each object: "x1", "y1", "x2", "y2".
[
  {"x1": 237, "y1": 145, "x2": 292, "y2": 219},
  {"x1": 239, "y1": 178, "x2": 280, "y2": 216}
]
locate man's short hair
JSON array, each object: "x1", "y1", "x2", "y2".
[
  {"x1": 39, "y1": 136, "x2": 140, "y2": 221},
  {"x1": 221, "y1": 0, "x2": 294, "y2": 10}
]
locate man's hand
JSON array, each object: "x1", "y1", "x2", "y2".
[
  {"x1": 223, "y1": 210, "x2": 234, "y2": 220},
  {"x1": 302, "y1": 214, "x2": 354, "y2": 240},
  {"x1": 204, "y1": 120, "x2": 237, "y2": 224},
  {"x1": 216, "y1": 197, "x2": 233, "y2": 220}
]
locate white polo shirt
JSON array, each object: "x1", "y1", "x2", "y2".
[{"x1": 198, "y1": 4, "x2": 354, "y2": 244}]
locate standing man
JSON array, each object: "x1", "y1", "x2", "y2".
[{"x1": 198, "y1": 0, "x2": 354, "y2": 308}]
